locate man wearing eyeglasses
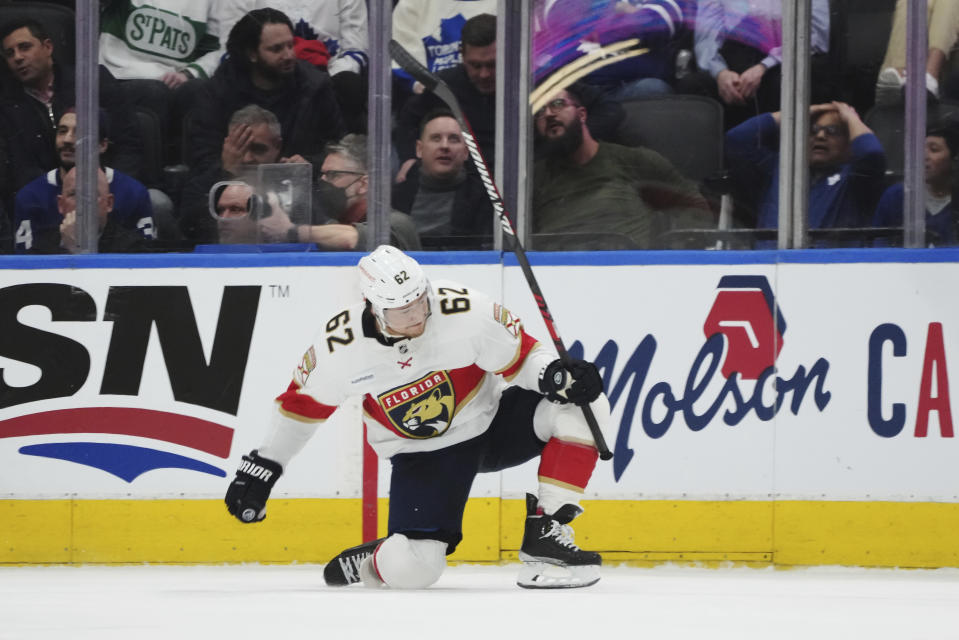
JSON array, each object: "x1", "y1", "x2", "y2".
[
  {"x1": 257, "y1": 134, "x2": 421, "y2": 251},
  {"x1": 725, "y1": 101, "x2": 886, "y2": 243},
  {"x1": 532, "y1": 82, "x2": 712, "y2": 249}
]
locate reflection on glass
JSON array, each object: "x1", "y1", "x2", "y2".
[
  {"x1": 874, "y1": 0, "x2": 959, "y2": 108},
  {"x1": 392, "y1": 109, "x2": 494, "y2": 250},
  {"x1": 531, "y1": 82, "x2": 712, "y2": 250},
  {"x1": 391, "y1": 13, "x2": 497, "y2": 251},
  {"x1": 208, "y1": 161, "x2": 312, "y2": 246},
  {"x1": 210, "y1": 181, "x2": 257, "y2": 245},
  {"x1": 3, "y1": 2, "x2": 951, "y2": 256}
]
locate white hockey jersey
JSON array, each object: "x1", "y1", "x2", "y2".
[
  {"x1": 98, "y1": 0, "x2": 226, "y2": 80},
  {"x1": 391, "y1": 0, "x2": 497, "y2": 90},
  {"x1": 272, "y1": 279, "x2": 558, "y2": 458}
]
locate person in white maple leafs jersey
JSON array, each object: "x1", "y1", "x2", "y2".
[{"x1": 226, "y1": 245, "x2": 612, "y2": 589}]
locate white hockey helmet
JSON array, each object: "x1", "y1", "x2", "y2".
[{"x1": 358, "y1": 245, "x2": 431, "y2": 328}]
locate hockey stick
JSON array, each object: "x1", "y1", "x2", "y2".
[
  {"x1": 389, "y1": 39, "x2": 612, "y2": 461},
  {"x1": 529, "y1": 38, "x2": 648, "y2": 114}
]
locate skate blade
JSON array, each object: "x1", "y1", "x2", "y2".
[{"x1": 516, "y1": 562, "x2": 600, "y2": 589}]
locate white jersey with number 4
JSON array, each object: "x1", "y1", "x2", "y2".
[{"x1": 272, "y1": 279, "x2": 558, "y2": 458}]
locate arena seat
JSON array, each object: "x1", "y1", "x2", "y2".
[{"x1": 614, "y1": 95, "x2": 733, "y2": 248}]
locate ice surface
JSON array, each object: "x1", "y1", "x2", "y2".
[{"x1": 2, "y1": 563, "x2": 959, "y2": 639}]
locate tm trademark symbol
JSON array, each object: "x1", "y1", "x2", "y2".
[{"x1": 269, "y1": 284, "x2": 290, "y2": 298}]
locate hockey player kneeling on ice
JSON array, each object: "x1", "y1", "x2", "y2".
[{"x1": 225, "y1": 245, "x2": 610, "y2": 589}]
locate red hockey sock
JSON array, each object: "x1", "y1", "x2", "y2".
[{"x1": 537, "y1": 437, "x2": 598, "y2": 491}]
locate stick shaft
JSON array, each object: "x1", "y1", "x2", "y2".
[{"x1": 388, "y1": 39, "x2": 613, "y2": 461}]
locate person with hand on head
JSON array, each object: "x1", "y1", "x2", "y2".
[
  {"x1": 225, "y1": 245, "x2": 610, "y2": 589},
  {"x1": 725, "y1": 101, "x2": 886, "y2": 245},
  {"x1": 257, "y1": 133, "x2": 421, "y2": 251},
  {"x1": 187, "y1": 8, "x2": 345, "y2": 177},
  {"x1": 179, "y1": 103, "x2": 310, "y2": 245},
  {"x1": 873, "y1": 123, "x2": 959, "y2": 246}
]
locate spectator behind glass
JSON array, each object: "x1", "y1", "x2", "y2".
[
  {"x1": 873, "y1": 124, "x2": 959, "y2": 246},
  {"x1": 391, "y1": 0, "x2": 497, "y2": 108},
  {"x1": 213, "y1": 182, "x2": 259, "y2": 244},
  {"x1": 54, "y1": 167, "x2": 153, "y2": 254},
  {"x1": 188, "y1": 8, "x2": 346, "y2": 177},
  {"x1": 533, "y1": 0, "x2": 695, "y2": 101},
  {"x1": 532, "y1": 82, "x2": 711, "y2": 249},
  {"x1": 395, "y1": 13, "x2": 496, "y2": 183},
  {"x1": 676, "y1": 0, "x2": 832, "y2": 129},
  {"x1": 725, "y1": 102, "x2": 886, "y2": 246},
  {"x1": 875, "y1": 0, "x2": 959, "y2": 105},
  {"x1": 392, "y1": 108, "x2": 495, "y2": 246},
  {"x1": 98, "y1": 0, "x2": 226, "y2": 163},
  {"x1": 0, "y1": 111, "x2": 11, "y2": 252},
  {"x1": 179, "y1": 103, "x2": 288, "y2": 244},
  {"x1": 219, "y1": 0, "x2": 370, "y2": 134},
  {"x1": 14, "y1": 109, "x2": 155, "y2": 253},
  {"x1": 0, "y1": 19, "x2": 144, "y2": 196},
  {"x1": 258, "y1": 134, "x2": 421, "y2": 251}
]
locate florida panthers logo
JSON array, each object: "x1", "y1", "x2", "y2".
[
  {"x1": 401, "y1": 389, "x2": 454, "y2": 437},
  {"x1": 379, "y1": 372, "x2": 456, "y2": 438}
]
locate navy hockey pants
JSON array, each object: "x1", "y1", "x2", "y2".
[{"x1": 386, "y1": 387, "x2": 546, "y2": 553}]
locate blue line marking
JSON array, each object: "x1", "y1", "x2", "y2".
[{"x1": 2, "y1": 248, "x2": 958, "y2": 270}]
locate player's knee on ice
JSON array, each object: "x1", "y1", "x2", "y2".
[
  {"x1": 533, "y1": 394, "x2": 612, "y2": 445},
  {"x1": 366, "y1": 533, "x2": 447, "y2": 589}
]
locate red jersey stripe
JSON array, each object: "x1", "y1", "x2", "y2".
[
  {"x1": 497, "y1": 331, "x2": 540, "y2": 381},
  {"x1": 275, "y1": 380, "x2": 337, "y2": 422}
]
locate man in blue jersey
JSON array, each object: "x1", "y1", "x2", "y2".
[
  {"x1": 724, "y1": 101, "x2": 887, "y2": 247},
  {"x1": 54, "y1": 167, "x2": 153, "y2": 253},
  {"x1": 13, "y1": 109, "x2": 154, "y2": 253}
]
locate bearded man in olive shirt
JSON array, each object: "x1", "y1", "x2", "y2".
[{"x1": 532, "y1": 84, "x2": 711, "y2": 249}]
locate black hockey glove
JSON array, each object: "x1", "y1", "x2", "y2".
[
  {"x1": 225, "y1": 450, "x2": 283, "y2": 523},
  {"x1": 539, "y1": 358, "x2": 603, "y2": 406}
]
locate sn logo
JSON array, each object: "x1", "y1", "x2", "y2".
[{"x1": 0, "y1": 283, "x2": 261, "y2": 414}]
